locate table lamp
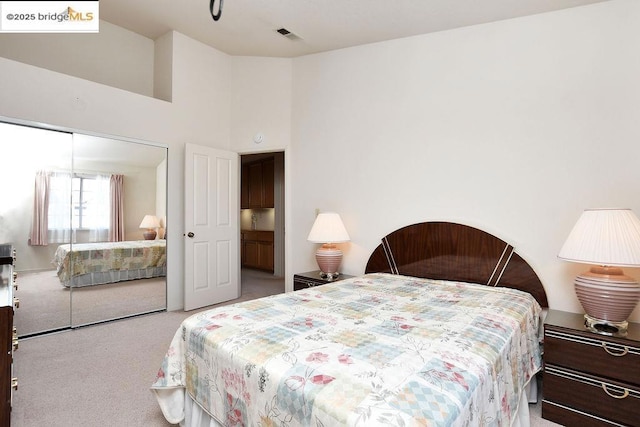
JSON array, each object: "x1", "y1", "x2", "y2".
[
  {"x1": 307, "y1": 212, "x2": 350, "y2": 280},
  {"x1": 558, "y1": 208, "x2": 640, "y2": 336},
  {"x1": 139, "y1": 214, "x2": 160, "y2": 240}
]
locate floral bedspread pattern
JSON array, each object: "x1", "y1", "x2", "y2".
[
  {"x1": 53, "y1": 240, "x2": 166, "y2": 287},
  {"x1": 152, "y1": 273, "x2": 541, "y2": 426}
]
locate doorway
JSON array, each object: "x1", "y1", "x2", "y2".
[{"x1": 240, "y1": 152, "x2": 285, "y2": 298}]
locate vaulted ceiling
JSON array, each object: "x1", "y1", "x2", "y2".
[{"x1": 100, "y1": 0, "x2": 609, "y2": 58}]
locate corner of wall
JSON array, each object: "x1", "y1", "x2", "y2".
[{"x1": 154, "y1": 31, "x2": 174, "y2": 102}]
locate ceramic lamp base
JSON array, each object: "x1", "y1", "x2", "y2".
[
  {"x1": 583, "y1": 314, "x2": 628, "y2": 336},
  {"x1": 143, "y1": 229, "x2": 157, "y2": 240},
  {"x1": 574, "y1": 266, "x2": 640, "y2": 337},
  {"x1": 319, "y1": 271, "x2": 340, "y2": 280},
  {"x1": 316, "y1": 244, "x2": 342, "y2": 278}
]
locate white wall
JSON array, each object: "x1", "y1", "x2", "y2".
[
  {"x1": 154, "y1": 32, "x2": 173, "y2": 102},
  {"x1": 0, "y1": 20, "x2": 154, "y2": 96},
  {"x1": 231, "y1": 56, "x2": 292, "y2": 151},
  {"x1": 290, "y1": 0, "x2": 640, "y2": 321},
  {"x1": 171, "y1": 32, "x2": 232, "y2": 149}
]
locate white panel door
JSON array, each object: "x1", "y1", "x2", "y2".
[{"x1": 184, "y1": 143, "x2": 239, "y2": 311}]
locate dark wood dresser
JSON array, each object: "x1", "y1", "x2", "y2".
[
  {"x1": 293, "y1": 270, "x2": 355, "y2": 291},
  {"x1": 542, "y1": 309, "x2": 640, "y2": 426},
  {"x1": 0, "y1": 244, "x2": 17, "y2": 426}
]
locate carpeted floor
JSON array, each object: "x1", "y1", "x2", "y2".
[
  {"x1": 13, "y1": 269, "x2": 166, "y2": 337},
  {"x1": 11, "y1": 268, "x2": 285, "y2": 426},
  {"x1": 10, "y1": 269, "x2": 559, "y2": 426}
]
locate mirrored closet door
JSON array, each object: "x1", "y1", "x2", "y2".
[
  {"x1": 69, "y1": 134, "x2": 167, "y2": 328},
  {"x1": 0, "y1": 120, "x2": 167, "y2": 337},
  {"x1": 0, "y1": 122, "x2": 73, "y2": 336}
]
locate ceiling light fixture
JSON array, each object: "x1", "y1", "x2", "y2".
[{"x1": 209, "y1": 0, "x2": 223, "y2": 21}]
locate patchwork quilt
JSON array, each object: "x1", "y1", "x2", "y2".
[
  {"x1": 53, "y1": 240, "x2": 166, "y2": 287},
  {"x1": 152, "y1": 273, "x2": 541, "y2": 426}
]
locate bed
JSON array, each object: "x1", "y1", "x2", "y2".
[
  {"x1": 53, "y1": 239, "x2": 167, "y2": 288},
  {"x1": 152, "y1": 222, "x2": 548, "y2": 426}
]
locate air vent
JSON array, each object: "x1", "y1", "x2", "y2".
[{"x1": 276, "y1": 27, "x2": 301, "y2": 40}]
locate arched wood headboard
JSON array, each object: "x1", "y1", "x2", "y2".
[{"x1": 365, "y1": 222, "x2": 548, "y2": 308}]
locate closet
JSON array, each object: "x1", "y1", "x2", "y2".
[{"x1": 0, "y1": 120, "x2": 168, "y2": 338}]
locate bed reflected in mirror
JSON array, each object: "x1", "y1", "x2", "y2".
[
  {"x1": 0, "y1": 121, "x2": 167, "y2": 337},
  {"x1": 68, "y1": 134, "x2": 167, "y2": 328}
]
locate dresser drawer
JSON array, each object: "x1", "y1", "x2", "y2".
[
  {"x1": 544, "y1": 365, "x2": 640, "y2": 426},
  {"x1": 293, "y1": 277, "x2": 321, "y2": 291},
  {"x1": 542, "y1": 400, "x2": 627, "y2": 426},
  {"x1": 293, "y1": 272, "x2": 355, "y2": 291},
  {"x1": 544, "y1": 328, "x2": 640, "y2": 384}
]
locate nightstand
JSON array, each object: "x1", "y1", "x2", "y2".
[
  {"x1": 293, "y1": 270, "x2": 355, "y2": 291},
  {"x1": 542, "y1": 309, "x2": 640, "y2": 426}
]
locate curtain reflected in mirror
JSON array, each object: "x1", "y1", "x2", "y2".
[{"x1": 0, "y1": 121, "x2": 167, "y2": 337}]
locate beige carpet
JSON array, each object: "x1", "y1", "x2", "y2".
[
  {"x1": 10, "y1": 269, "x2": 559, "y2": 426},
  {"x1": 13, "y1": 270, "x2": 166, "y2": 337},
  {"x1": 11, "y1": 268, "x2": 284, "y2": 426}
]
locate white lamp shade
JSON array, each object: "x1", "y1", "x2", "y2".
[
  {"x1": 139, "y1": 214, "x2": 160, "y2": 229},
  {"x1": 307, "y1": 212, "x2": 350, "y2": 243},
  {"x1": 558, "y1": 208, "x2": 640, "y2": 267}
]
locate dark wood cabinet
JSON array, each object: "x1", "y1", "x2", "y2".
[
  {"x1": 293, "y1": 271, "x2": 355, "y2": 291},
  {"x1": 241, "y1": 167, "x2": 250, "y2": 209},
  {"x1": 241, "y1": 230, "x2": 274, "y2": 272},
  {"x1": 1, "y1": 244, "x2": 17, "y2": 426},
  {"x1": 261, "y1": 158, "x2": 274, "y2": 208},
  {"x1": 241, "y1": 157, "x2": 274, "y2": 209},
  {"x1": 542, "y1": 310, "x2": 640, "y2": 426},
  {"x1": 247, "y1": 161, "x2": 263, "y2": 208}
]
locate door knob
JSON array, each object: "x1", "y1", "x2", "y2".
[{"x1": 187, "y1": 232, "x2": 195, "y2": 238}]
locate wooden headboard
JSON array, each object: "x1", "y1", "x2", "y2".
[{"x1": 365, "y1": 222, "x2": 548, "y2": 307}]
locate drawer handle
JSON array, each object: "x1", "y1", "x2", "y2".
[
  {"x1": 601, "y1": 384, "x2": 629, "y2": 399},
  {"x1": 602, "y1": 342, "x2": 628, "y2": 357}
]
